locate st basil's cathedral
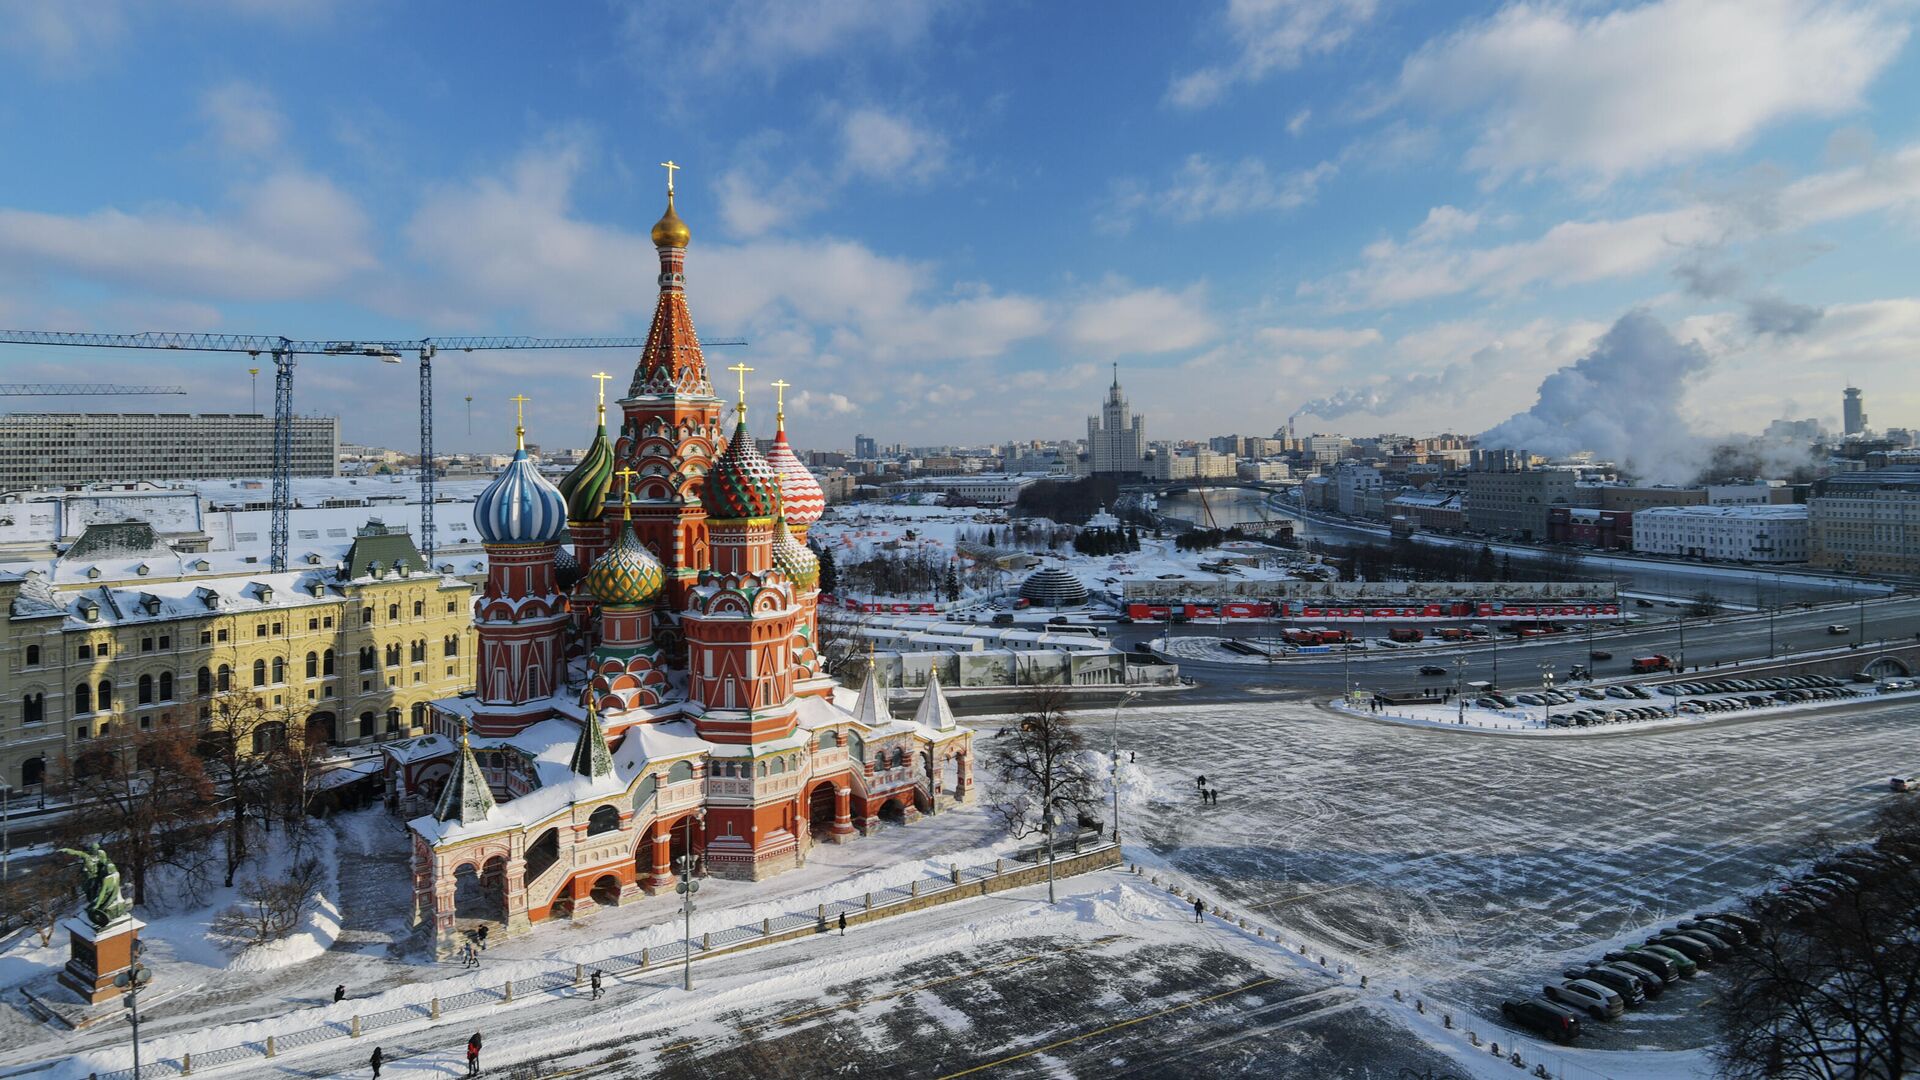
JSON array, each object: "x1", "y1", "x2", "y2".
[{"x1": 388, "y1": 176, "x2": 975, "y2": 954}]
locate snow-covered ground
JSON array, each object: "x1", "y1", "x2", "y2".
[{"x1": 1333, "y1": 685, "x2": 1920, "y2": 736}]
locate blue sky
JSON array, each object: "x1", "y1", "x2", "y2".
[{"x1": 2, "y1": 0, "x2": 1918, "y2": 458}]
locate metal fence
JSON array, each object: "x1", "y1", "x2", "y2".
[{"x1": 81, "y1": 836, "x2": 1116, "y2": 1080}]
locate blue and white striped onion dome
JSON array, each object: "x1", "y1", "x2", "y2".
[{"x1": 474, "y1": 449, "x2": 568, "y2": 545}]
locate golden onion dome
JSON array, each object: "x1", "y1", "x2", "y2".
[{"x1": 651, "y1": 193, "x2": 691, "y2": 249}]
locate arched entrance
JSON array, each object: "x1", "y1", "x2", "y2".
[
  {"x1": 1861, "y1": 655, "x2": 1913, "y2": 679},
  {"x1": 306, "y1": 712, "x2": 338, "y2": 746},
  {"x1": 590, "y1": 875, "x2": 621, "y2": 908},
  {"x1": 808, "y1": 782, "x2": 837, "y2": 831},
  {"x1": 453, "y1": 859, "x2": 504, "y2": 924},
  {"x1": 525, "y1": 828, "x2": 561, "y2": 884},
  {"x1": 878, "y1": 796, "x2": 909, "y2": 825}
]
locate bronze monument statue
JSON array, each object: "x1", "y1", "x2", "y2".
[{"x1": 60, "y1": 843, "x2": 131, "y2": 929}]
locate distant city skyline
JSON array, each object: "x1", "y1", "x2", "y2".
[{"x1": 2, "y1": 3, "x2": 1919, "y2": 453}]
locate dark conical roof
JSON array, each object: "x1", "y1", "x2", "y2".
[{"x1": 1018, "y1": 566, "x2": 1088, "y2": 608}]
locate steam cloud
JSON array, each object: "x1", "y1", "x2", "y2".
[{"x1": 1477, "y1": 310, "x2": 1711, "y2": 484}]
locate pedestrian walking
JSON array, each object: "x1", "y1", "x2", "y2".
[
  {"x1": 334, "y1": 984, "x2": 347, "y2": 1003},
  {"x1": 477, "y1": 925, "x2": 489, "y2": 950},
  {"x1": 838, "y1": 911, "x2": 847, "y2": 936},
  {"x1": 467, "y1": 1032, "x2": 483, "y2": 1076},
  {"x1": 1196, "y1": 774, "x2": 1207, "y2": 790},
  {"x1": 1193, "y1": 898, "x2": 1205, "y2": 923},
  {"x1": 369, "y1": 1046, "x2": 383, "y2": 1078},
  {"x1": 590, "y1": 969, "x2": 603, "y2": 1000}
]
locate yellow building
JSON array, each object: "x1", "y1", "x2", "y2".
[{"x1": 2, "y1": 520, "x2": 474, "y2": 794}]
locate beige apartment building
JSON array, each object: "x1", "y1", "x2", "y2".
[{"x1": 1, "y1": 520, "x2": 474, "y2": 794}]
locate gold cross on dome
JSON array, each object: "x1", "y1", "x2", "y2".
[
  {"x1": 510, "y1": 394, "x2": 531, "y2": 449},
  {"x1": 615, "y1": 465, "x2": 639, "y2": 496},
  {"x1": 591, "y1": 371, "x2": 612, "y2": 411},
  {"x1": 727, "y1": 362, "x2": 755, "y2": 416},
  {"x1": 770, "y1": 379, "x2": 790, "y2": 424},
  {"x1": 660, "y1": 160, "x2": 680, "y2": 194}
]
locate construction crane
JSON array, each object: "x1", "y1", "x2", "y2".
[
  {"x1": 0, "y1": 383, "x2": 187, "y2": 395},
  {"x1": 0, "y1": 330, "x2": 745, "y2": 572}
]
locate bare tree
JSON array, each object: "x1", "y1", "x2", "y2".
[
  {"x1": 1710, "y1": 800, "x2": 1920, "y2": 1080},
  {"x1": 0, "y1": 868, "x2": 76, "y2": 945},
  {"x1": 984, "y1": 687, "x2": 1099, "y2": 842},
  {"x1": 60, "y1": 727, "x2": 217, "y2": 908},
  {"x1": 814, "y1": 610, "x2": 871, "y2": 680},
  {"x1": 209, "y1": 858, "x2": 326, "y2": 949},
  {"x1": 201, "y1": 691, "x2": 283, "y2": 885}
]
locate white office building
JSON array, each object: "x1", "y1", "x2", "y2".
[{"x1": 1632, "y1": 504, "x2": 1810, "y2": 563}]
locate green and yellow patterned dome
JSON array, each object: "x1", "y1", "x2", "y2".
[
  {"x1": 701, "y1": 418, "x2": 783, "y2": 523},
  {"x1": 586, "y1": 499, "x2": 665, "y2": 606},
  {"x1": 770, "y1": 516, "x2": 819, "y2": 592}
]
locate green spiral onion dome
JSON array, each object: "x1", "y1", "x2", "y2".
[
  {"x1": 585, "y1": 503, "x2": 666, "y2": 607},
  {"x1": 557, "y1": 417, "x2": 616, "y2": 523},
  {"x1": 700, "y1": 418, "x2": 783, "y2": 522},
  {"x1": 770, "y1": 516, "x2": 820, "y2": 592}
]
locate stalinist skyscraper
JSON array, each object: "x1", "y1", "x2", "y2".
[{"x1": 1087, "y1": 364, "x2": 1147, "y2": 475}]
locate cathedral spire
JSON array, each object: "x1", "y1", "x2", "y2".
[
  {"x1": 433, "y1": 719, "x2": 497, "y2": 824},
  {"x1": 629, "y1": 161, "x2": 709, "y2": 398},
  {"x1": 569, "y1": 695, "x2": 615, "y2": 779}
]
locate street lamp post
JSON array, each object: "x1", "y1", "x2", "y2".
[
  {"x1": 1041, "y1": 810, "x2": 1057, "y2": 904},
  {"x1": 1676, "y1": 615, "x2": 1686, "y2": 673},
  {"x1": 676, "y1": 808, "x2": 706, "y2": 991},
  {"x1": 1455, "y1": 657, "x2": 1468, "y2": 723},
  {"x1": 113, "y1": 947, "x2": 152, "y2": 1080},
  {"x1": 1, "y1": 783, "x2": 10, "y2": 882},
  {"x1": 1110, "y1": 691, "x2": 1139, "y2": 843},
  {"x1": 1539, "y1": 664, "x2": 1555, "y2": 727},
  {"x1": 1490, "y1": 621, "x2": 1500, "y2": 690}
]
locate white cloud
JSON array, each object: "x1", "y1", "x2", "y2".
[
  {"x1": 621, "y1": 0, "x2": 950, "y2": 81},
  {"x1": 1396, "y1": 0, "x2": 1908, "y2": 183},
  {"x1": 200, "y1": 80, "x2": 286, "y2": 157},
  {"x1": 1062, "y1": 284, "x2": 1217, "y2": 355},
  {"x1": 0, "y1": 171, "x2": 374, "y2": 300},
  {"x1": 1100, "y1": 155, "x2": 1336, "y2": 234},
  {"x1": 1256, "y1": 325, "x2": 1382, "y2": 352},
  {"x1": 838, "y1": 107, "x2": 947, "y2": 183},
  {"x1": 0, "y1": 0, "x2": 125, "y2": 67},
  {"x1": 790, "y1": 389, "x2": 855, "y2": 415},
  {"x1": 1168, "y1": 0, "x2": 1378, "y2": 108},
  {"x1": 714, "y1": 167, "x2": 828, "y2": 238},
  {"x1": 1287, "y1": 108, "x2": 1311, "y2": 136}
]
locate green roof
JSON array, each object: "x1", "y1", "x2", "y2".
[{"x1": 342, "y1": 519, "x2": 427, "y2": 579}]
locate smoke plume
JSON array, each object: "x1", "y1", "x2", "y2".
[{"x1": 1477, "y1": 310, "x2": 1711, "y2": 484}]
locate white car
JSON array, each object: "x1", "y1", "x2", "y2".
[{"x1": 1544, "y1": 978, "x2": 1624, "y2": 1020}]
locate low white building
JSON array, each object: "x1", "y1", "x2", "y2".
[
  {"x1": 883, "y1": 474, "x2": 1037, "y2": 506},
  {"x1": 1632, "y1": 504, "x2": 1809, "y2": 563}
]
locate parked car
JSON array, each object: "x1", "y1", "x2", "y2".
[
  {"x1": 1667, "y1": 924, "x2": 1737, "y2": 952},
  {"x1": 1598, "y1": 960, "x2": 1666, "y2": 999},
  {"x1": 1501, "y1": 999, "x2": 1582, "y2": 1044},
  {"x1": 1606, "y1": 948, "x2": 1681, "y2": 981},
  {"x1": 1893, "y1": 777, "x2": 1911, "y2": 793},
  {"x1": 1682, "y1": 918, "x2": 1749, "y2": 947},
  {"x1": 1627, "y1": 943, "x2": 1698, "y2": 978},
  {"x1": 1563, "y1": 966, "x2": 1645, "y2": 1006},
  {"x1": 1545, "y1": 979, "x2": 1624, "y2": 1020},
  {"x1": 1649, "y1": 934, "x2": 1718, "y2": 966},
  {"x1": 1698, "y1": 911, "x2": 1762, "y2": 937},
  {"x1": 1419, "y1": 665, "x2": 1447, "y2": 676}
]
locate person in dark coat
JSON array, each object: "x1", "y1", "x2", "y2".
[
  {"x1": 467, "y1": 1032, "x2": 483, "y2": 1076},
  {"x1": 1196, "y1": 774, "x2": 1207, "y2": 790},
  {"x1": 590, "y1": 969, "x2": 603, "y2": 1000},
  {"x1": 838, "y1": 911, "x2": 847, "y2": 936},
  {"x1": 1193, "y1": 897, "x2": 1205, "y2": 923},
  {"x1": 369, "y1": 1046, "x2": 383, "y2": 1078},
  {"x1": 476, "y1": 925, "x2": 489, "y2": 950},
  {"x1": 334, "y1": 984, "x2": 347, "y2": 1003}
]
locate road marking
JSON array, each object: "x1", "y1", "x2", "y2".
[
  {"x1": 934, "y1": 976, "x2": 1286, "y2": 1079},
  {"x1": 656, "y1": 935, "x2": 1126, "y2": 1058}
]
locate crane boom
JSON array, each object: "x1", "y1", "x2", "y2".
[
  {"x1": 0, "y1": 328, "x2": 749, "y2": 571},
  {"x1": 0, "y1": 383, "x2": 187, "y2": 396}
]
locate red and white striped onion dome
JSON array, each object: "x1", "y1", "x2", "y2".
[{"x1": 765, "y1": 423, "x2": 824, "y2": 530}]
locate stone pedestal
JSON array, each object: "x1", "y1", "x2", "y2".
[{"x1": 58, "y1": 916, "x2": 143, "y2": 1006}]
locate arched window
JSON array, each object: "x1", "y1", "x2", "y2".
[
  {"x1": 252, "y1": 721, "x2": 286, "y2": 754},
  {"x1": 159, "y1": 671, "x2": 173, "y2": 700},
  {"x1": 198, "y1": 666, "x2": 212, "y2": 694},
  {"x1": 411, "y1": 702, "x2": 428, "y2": 728},
  {"x1": 23, "y1": 693, "x2": 44, "y2": 724},
  {"x1": 138, "y1": 674, "x2": 154, "y2": 704},
  {"x1": 359, "y1": 646, "x2": 376, "y2": 671},
  {"x1": 24, "y1": 644, "x2": 39, "y2": 665},
  {"x1": 587, "y1": 805, "x2": 620, "y2": 836},
  {"x1": 817, "y1": 730, "x2": 836, "y2": 751},
  {"x1": 388, "y1": 603, "x2": 399, "y2": 620},
  {"x1": 97, "y1": 679, "x2": 111, "y2": 710},
  {"x1": 848, "y1": 731, "x2": 864, "y2": 760},
  {"x1": 272, "y1": 656, "x2": 285, "y2": 683},
  {"x1": 757, "y1": 760, "x2": 768, "y2": 777},
  {"x1": 22, "y1": 756, "x2": 45, "y2": 787},
  {"x1": 632, "y1": 774, "x2": 657, "y2": 811},
  {"x1": 410, "y1": 639, "x2": 424, "y2": 663},
  {"x1": 444, "y1": 635, "x2": 459, "y2": 658},
  {"x1": 306, "y1": 652, "x2": 318, "y2": 678},
  {"x1": 385, "y1": 643, "x2": 400, "y2": 667},
  {"x1": 359, "y1": 711, "x2": 375, "y2": 738},
  {"x1": 872, "y1": 750, "x2": 885, "y2": 768},
  {"x1": 667, "y1": 760, "x2": 694, "y2": 784},
  {"x1": 323, "y1": 649, "x2": 335, "y2": 675},
  {"x1": 894, "y1": 748, "x2": 907, "y2": 768},
  {"x1": 252, "y1": 659, "x2": 268, "y2": 687},
  {"x1": 217, "y1": 664, "x2": 232, "y2": 692},
  {"x1": 386, "y1": 707, "x2": 401, "y2": 733},
  {"x1": 770, "y1": 756, "x2": 786, "y2": 775},
  {"x1": 413, "y1": 600, "x2": 424, "y2": 617}
]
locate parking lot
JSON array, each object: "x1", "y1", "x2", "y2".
[{"x1": 1119, "y1": 695, "x2": 1914, "y2": 1050}]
